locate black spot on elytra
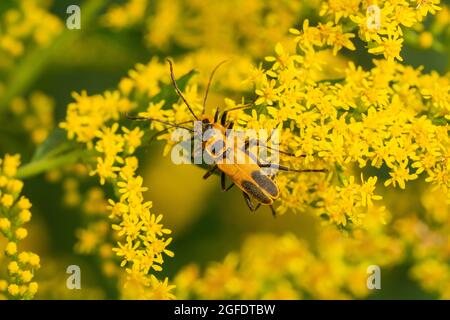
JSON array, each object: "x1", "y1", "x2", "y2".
[
  {"x1": 251, "y1": 171, "x2": 279, "y2": 197},
  {"x1": 241, "y1": 180, "x2": 272, "y2": 204}
]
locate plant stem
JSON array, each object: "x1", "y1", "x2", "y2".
[{"x1": 16, "y1": 150, "x2": 86, "y2": 179}]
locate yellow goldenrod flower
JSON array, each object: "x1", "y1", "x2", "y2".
[
  {"x1": 15, "y1": 228, "x2": 28, "y2": 240},
  {"x1": 148, "y1": 276, "x2": 176, "y2": 300},
  {"x1": 20, "y1": 270, "x2": 33, "y2": 283},
  {"x1": 369, "y1": 32, "x2": 404, "y2": 61},
  {"x1": 9, "y1": 92, "x2": 55, "y2": 144},
  {"x1": 384, "y1": 161, "x2": 419, "y2": 189},
  {"x1": 122, "y1": 127, "x2": 144, "y2": 154},
  {"x1": 415, "y1": 0, "x2": 441, "y2": 19},
  {"x1": 28, "y1": 282, "x2": 38, "y2": 295},
  {"x1": 102, "y1": 0, "x2": 148, "y2": 29},
  {"x1": 5, "y1": 242, "x2": 17, "y2": 256},
  {"x1": 8, "y1": 262, "x2": 19, "y2": 274},
  {"x1": 7, "y1": 284, "x2": 19, "y2": 296},
  {"x1": 28, "y1": 254, "x2": 40, "y2": 268},
  {"x1": 1, "y1": 194, "x2": 14, "y2": 208},
  {"x1": 18, "y1": 252, "x2": 30, "y2": 264},
  {"x1": 0, "y1": 155, "x2": 39, "y2": 300},
  {"x1": 418, "y1": 31, "x2": 433, "y2": 48}
]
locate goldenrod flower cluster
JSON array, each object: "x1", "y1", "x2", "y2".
[
  {"x1": 175, "y1": 206, "x2": 404, "y2": 299},
  {"x1": 57, "y1": 0, "x2": 448, "y2": 300},
  {"x1": 0, "y1": 154, "x2": 39, "y2": 299},
  {"x1": 104, "y1": 0, "x2": 306, "y2": 58},
  {"x1": 137, "y1": 45, "x2": 449, "y2": 229},
  {"x1": 174, "y1": 187, "x2": 448, "y2": 300},
  {"x1": 0, "y1": 0, "x2": 448, "y2": 300},
  {"x1": 8, "y1": 91, "x2": 55, "y2": 144},
  {"x1": 324, "y1": 0, "x2": 440, "y2": 61},
  {"x1": 102, "y1": 0, "x2": 148, "y2": 29},
  {"x1": 0, "y1": 1, "x2": 61, "y2": 149},
  {"x1": 102, "y1": 0, "x2": 315, "y2": 94},
  {"x1": 60, "y1": 87, "x2": 175, "y2": 299},
  {"x1": 247, "y1": 31, "x2": 449, "y2": 225},
  {"x1": 395, "y1": 187, "x2": 450, "y2": 298},
  {"x1": 105, "y1": 0, "x2": 449, "y2": 230},
  {"x1": 0, "y1": 0, "x2": 62, "y2": 58}
]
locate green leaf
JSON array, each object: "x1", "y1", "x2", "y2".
[
  {"x1": 31, "y1": 128, "x2": 76, "y2": 161},
  {"x1": 155, "y1": 69, "x2": 197, "y2": 106},
  {"x1": 18, "y1": 149, "x2": 88, "y2": 180},
  {"x1": 317, "y1": 78, "x2": 345, "y2": 85},
  {"x1": 432, "y1": 117, "x2": 449, "y2": 126}
]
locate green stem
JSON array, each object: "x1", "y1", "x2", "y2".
[
  {"x1": 0, "y1": 0, "x2": 106, "y2": 112},
  {"x1": 16, "y1": 150, "x2": 86, "y2": 179},
  {"x1": 335, "y1": 164, "x2": 346, "y2": 186}
]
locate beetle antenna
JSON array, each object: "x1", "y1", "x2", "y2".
[
  {"x1": 146, "y1": 120, "x2": 195, "y2": 143},
  {"x1": 167, "y1": 59, "x2": 199, "y2": 121},
  {"x1": 203, "y1": 60, "x2": 227, "y2": 115},
  {"x1": 126, "y1": 114, "x2": 194, "y2": 132}
]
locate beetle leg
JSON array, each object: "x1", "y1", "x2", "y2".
[
  {"x1": 221, "y1": 171, "x2": 226, "y2": 190},
  {"x1": 242, "y1": 192, "x2": 261, "y2": 211},
  {"x1": 220, "y1": 104, "x2": 253, "y2": 126},
  {"x1": 264, "y1": 131, "x2": 305, "y2": 157},
  {"x1": 258, "y1": 163, "x2": 327, "y2": 173},
  {"x1": 269, "y1": 205, "x2": 277, "y2": 218},
  {"x1": 243, "y1": 137, "x2": 304, "y2": 159},
  {"x1": 241, "y1": 130, "x2": 306, "y2": 157},
  {"x1": 266, "y1": 145, "x2": 305, "y2": 157},
  {"x1": 221, "y1": 171, "x2": 235, "y2": 191},
  {"x1": 126, "y1": 114, "x2": 194, "y2": 132},
  {"x1": 214, "y1": 107, "x2": 220, "y2": 123},
  {"x1": 146, "y1": 120, "x2": 195, "y2": 145},
  {"x1": 243, "y1": 192, "x2": 254, "y2": 210},
  {"x1": 220, "y1": 110, "x2": 228, "y2": 125},
  {"x1": 203, "y1": 165, "x2": 217, "y2": 179},
  {"x1": 262, "y1": 145, "x2": 305, "y2": 157}
]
